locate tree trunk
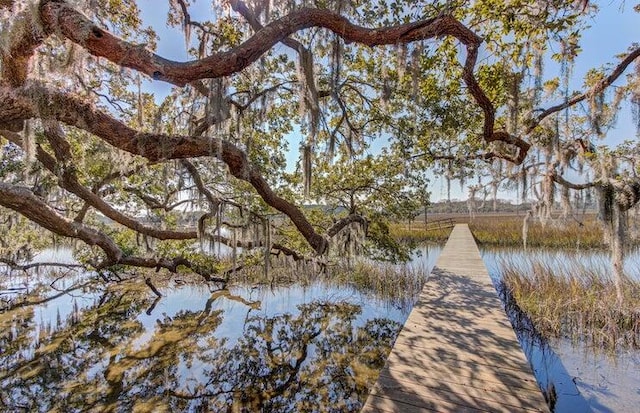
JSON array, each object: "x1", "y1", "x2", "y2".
[
  {"x1": 423, "y1": 204, "x2": 428, "y2": 228},
  {"x1": 610, "y1": 204, "x2": 627, "y2": 305}
]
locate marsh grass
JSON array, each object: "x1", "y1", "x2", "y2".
[
  {"x1": 326, "y1": 260, "x2": 428, "y2": 309},
  {"x1": 498, "y1": 256, "x2": 640, "y2": 351},
  {"x1": 470, "y1": 215, "x2": 607, "y2": 249},
  {"x1": 389, "y1": 223, "x2": 452, "y2": 244},
  {"x1": 229, "y1": 258, "x2": 428, "y2": 311},
  {"x1": 391, "y1": 214, "x2": 617, "y2": 249}
]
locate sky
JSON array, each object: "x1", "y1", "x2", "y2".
[
  {"x1": 558, "y1": 1, "x2": 638, "y2": 144},
  {"x1": 136, "y1": 0, "x2": 639, "y2": 202}
]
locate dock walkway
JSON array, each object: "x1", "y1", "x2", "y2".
[{"x1": 362, "y1": 224, "x2": 549, "y2": 412}]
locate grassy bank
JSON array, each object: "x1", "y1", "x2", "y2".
[{"x1": 498, "y1": 256, "x2": 640, "y2": 351}]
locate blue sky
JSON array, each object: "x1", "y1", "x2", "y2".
[{"x1": 137, "y1": 1, "x2": 639, "y2": 202}]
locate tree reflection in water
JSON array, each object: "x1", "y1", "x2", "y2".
[{"x1": 1, "y1": 280, "x2": 401, "y2": 412}]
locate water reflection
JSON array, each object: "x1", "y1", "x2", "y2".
[
  {"x1": 404, "y1": 243, "x2": 442, "y2": 275},
  {"x1": 1, "y1": 261, "x2": 410, "y2": 412}
]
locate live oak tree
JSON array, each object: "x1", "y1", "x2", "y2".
[{"x1": 1, "y1": 0, "x2": 639, "y2": 284}]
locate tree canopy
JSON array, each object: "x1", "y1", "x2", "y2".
[{"x1": 1, "y1": 0, "x2": 639, "y2": 281}]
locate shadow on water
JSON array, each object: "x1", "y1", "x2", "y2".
[{"x1": 494, "y1": 280, "x2": 593, "y2": 413}]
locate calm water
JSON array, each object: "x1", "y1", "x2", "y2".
[
  {"x1": 4, "y1": 245, "x2": 637, "y2": 412},
  {"x1": 482, "y1": 248, "x2": 640, "y2": 413},
  {"x1": 0, "y1": 246, "x2": 441, "y2": 412}
]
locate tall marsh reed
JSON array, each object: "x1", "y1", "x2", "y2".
[
  {"x1": 498, "y1": 255, "x2": 640, "y2": 351},
  {"x1": 389, "y1": 223, "x2": 452, "y2": 244},
  {"x1": 228, "y1": 257, "x2": 429, "y2": 311},
  {"x1": 470, "y1": 215, "x2": 607, "y2": 249},
  {"x1": 328, "y1": 260, "x2": 429, "y2": 309}
]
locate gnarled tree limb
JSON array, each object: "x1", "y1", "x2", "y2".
[
  {"x1": 0, "y1": 182, "x2": 225, "y2": 281},
  {"x1": 0, "y1": 82, "x2": 328, "y2": 253},
  {"x1": 528, "y1": 46, "x2": 640, "y2": 133},
  {"x1": 1, "y1": 127, "x2": 199, "y2": 240},
  {"x1": 38, "y1": 2, "x2": 479, "y2": 86}
]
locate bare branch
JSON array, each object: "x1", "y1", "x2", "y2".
[
  {"x1": 0, "y1": 183, "x2": 124, "y2": 262},
  {"x1": 551, "y1": 172, "x2": 596, "y2": 190},
  {"x1": 145, "y1": 277, "x2": 162, "y2": 297},
  {"x1": 1, "y1": 126, "x2": 199, "y2": 241},
  {"x1": 326, "y1": 214, "x2": 368, "y2": 237},
  {"x1": 0, "y1": 258, "x2": 84, "y2": 271},
  {"x1": 180, "y1": 159, "x2": 221, "y2": 208}
]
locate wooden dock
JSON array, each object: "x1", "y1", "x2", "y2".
[{"x1": 362, "y1": 224, "x2": 549, "y2": 412}]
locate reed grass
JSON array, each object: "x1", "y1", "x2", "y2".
[
  {"x1": 327, "y1": 260, "x2": 428, "y2": 309},
  {"x1": 469, "y1": 215, "x2": 607, "y2": 249},
  {"x1": 229, "y1": 258, "x2": 428, "y2": 311},
  {"x1": 498, "y1": 255, "x2": 640, "y2": 351},
  {"x1": 391, "y1": 213, "x2": 619, "y2": 249},
  {"x1": 389, "y1": 223, "x2": 452, "y2": 244}
]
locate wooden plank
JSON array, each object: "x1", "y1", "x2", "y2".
[
  {"x1": 363, "y1": 394, "x2": 486, "y2": 413},
  {"x1": 362, "y1": 224, "x2": 549, "y2": 413},
  {"x1": 370, "y1": 375, "x2": 544, "y2": 412},
  {"x1": 377, "y1": 366, "x2": 542, "y2": 396},
  {"x1": 386, "y1": 342, "x2": 537, "y2": 377}
]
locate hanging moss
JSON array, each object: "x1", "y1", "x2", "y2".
[
  {"x1": 598, "y1": 183, "x2": 615, "y2": 227},
  {"x1": 396, "y1": 43, "x2": 407, "y2": 81},
  {"x1": 136, "y1": 74, "x2": 144, "y2": 128},
  {"x1": 302, "y1": 144, "x2": 312, "y2": 198},
  {"x1": 295, "y1": 48, "x2": 319, "y2": 140},
  {"x1": 410, "y1": 43, "x2": 423, "y2": 101},
  {"x1": 561, "y1": 185, "x2": 571, "y2": 217},
  {"x1": 330, "y1": 34, "x2": 342, "y2": 90},
  {"x1": 520, "y1": 166, "x2": 527, "y2": 201},
  {"x1": 263, "y1": 217, "x2": 270, "y2": 278},
  {"x1": 588, "y1": 90, "x2": 605, "y2": 135},
  {"x1": 536, "y1": 172, "x2": 555, "y2": 226},
  {"x1": 380, "y1": 49, "x2": 392, "y2": 110},
  {"x1": 532, "y1": 48, "x2": 544, "y2": 105},
  {"x1": 21, "y1": 118, "x2": 36, "y2": 167},
  {"x1": 208, "y1": 78, "x2": 230, "y2": 127},
  {"x1": 615, "y1": 181, "x2": 640, "y2": 211},
  {"x1": 507, "y1": 72, "x2": 522, "y2": 134},
  {"x1": 522, "y1": 210, "x2": 532, "y2": 250},
  {"x1": 631, "y1": 62, "x2": 640, "y2": 134}
]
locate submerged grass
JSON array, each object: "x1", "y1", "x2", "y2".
[{"x1": 499, "y1": 255, "x2": 640, "y2": 351}]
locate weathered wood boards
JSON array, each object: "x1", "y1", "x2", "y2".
[{"x1": 362, "y1": 224, "x2": 549, "y2": 412}]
